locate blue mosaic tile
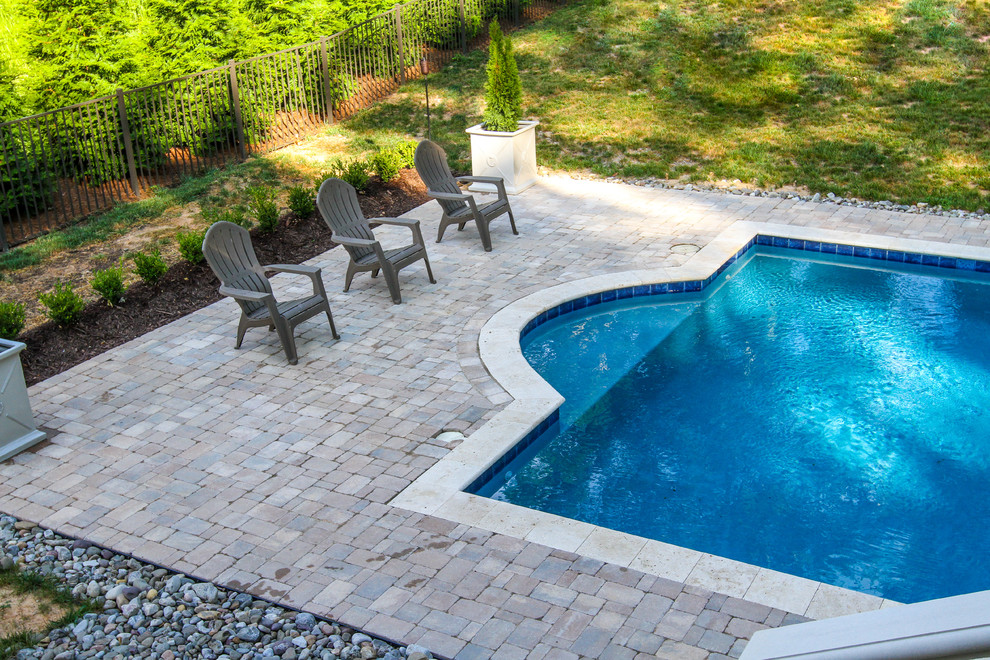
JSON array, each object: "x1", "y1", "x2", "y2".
[
  {"x1": 956, "y1": 259, "x2": 977, "y2": 271},
  {"x1": 518, "y1": 234, "x2": 990, "y2": 343},
  {"x1": 466, "y1": 409, "x2": 561, "y2": 493},
  {"x1": 938, "y1": 256, "x2": 958, "y2": 269}
]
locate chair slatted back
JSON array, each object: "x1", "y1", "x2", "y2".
[
  {"x1": 414, "y1": 140, "x2": 468, "y2": 216},
  {"x1": 202, "y1": 221, "x2": 272, "y2": 315},
  {"x1": 316, "y1": 178, "x2": 377, "y2": 262}
]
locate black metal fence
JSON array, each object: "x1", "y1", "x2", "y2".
[{"x1": 0, "y1": 0, "x2": 564, "y2": 250}]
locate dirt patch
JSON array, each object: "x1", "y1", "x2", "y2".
[
  {"x1": 18, "y1": 169, "x2": 431, "y2": 386},
  {"x1": 0, "y1": 585, "x2": 69, "y2": 638}
]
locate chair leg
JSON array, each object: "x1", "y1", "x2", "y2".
[
  {"x1": 344, "y1": 262, "x2": 358, "y2": 292},
  {"x1": 437, "y1": 219, "x2": 448, "y2": 244},
  {"x1": 507, "y1": 207, "x2": 519, "y2": 235},
  {"x1": 371, "y1": 268, "x2": 380, "y2": 278},
  {"x1": 476, "y1": 216, "x2": 493, "y2": 252},
  {"x1": 325, "y1": 308, "x2": 340, "y2": 340},
  {"x1": 422, "y1": 253, "x2": 436, "y2": 284},
  {"x1": 382, "y1": 263, "x2": 402, "y2": 305},
  {"x1": 272, "y1": 316, "x2": 298, "y2": 365},
  {"x1": 235, "y1": 318, "x2": 248, "y2": 349}
]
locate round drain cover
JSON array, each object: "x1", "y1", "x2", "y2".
[{"x1": 671, "y1": 243, "x2": 701, "y2": 255}]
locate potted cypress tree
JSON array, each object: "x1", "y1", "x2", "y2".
[{"x1": 465, "y1": 21, "x2": 539, "y2": 195}]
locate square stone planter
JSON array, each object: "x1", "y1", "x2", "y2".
[
  {"x1": 465, "y1": 120, "x2": 539, "y2": 195},
  {"x1": 0, "y1": 339, "x2": 46, "y2": 462}
]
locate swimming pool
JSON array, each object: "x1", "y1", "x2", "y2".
[{"x1": 470, "y1": 245, "x2": 990, "y2": 604}]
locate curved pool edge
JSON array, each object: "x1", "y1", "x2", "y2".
[{"x1": 393, "y1": 220, "x2": 990, "y2": 620}]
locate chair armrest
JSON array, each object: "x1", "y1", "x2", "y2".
[
  {"x1": 218, "y1": 286, "x2": 272, "y2": 303},
  {"x1": 427, "y1": 189, "x2": 471, "y2": 203},
  {"x1": 372, "y1": 217, "x2": 419, "y2": 228},
  {"x1": 266, "y1": 264, "x2": 328, "y2": 299},
  {"x1": 333, "y1": 236, "x2": 377, "y2": 248},
  {"x1": 455, "y1": 175, "x2": 508, "y2": 197},
  {"x1": 373, "y1": 217, "x2": 426, "y2": 247},
  {"x1": 267, "y1": 264, "x2": 320, "y2": 276}
]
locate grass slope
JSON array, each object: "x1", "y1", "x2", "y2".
[{"x1": 348, "y1": 0, "x2": 990, "y2": 209}]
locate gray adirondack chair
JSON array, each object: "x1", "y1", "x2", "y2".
[
  {"x1": 316, "y1": 178, "x2": 436, "y2": 304},
  {"x1": 202, "y1": 221, "x2": 339, "y2": 365},
  {"x1": 414, "y1": 139, "x2": 518, "y2": 252}
]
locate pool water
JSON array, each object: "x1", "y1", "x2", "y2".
[{"x1": 474, "y1": 248, "x2": 990, "y2": 603}]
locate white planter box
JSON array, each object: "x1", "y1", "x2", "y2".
[
  {"x1": 466, "y1": 120, "x2": 539, "y2": 195},
  {"x1": 0, "y1": 339, "x2": 45, "y2": 462}
]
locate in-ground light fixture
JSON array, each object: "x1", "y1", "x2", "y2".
[{"x1": 420, "y1": 57, "x2": 432, "y2": 141}]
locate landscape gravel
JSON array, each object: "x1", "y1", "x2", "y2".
[
  {"x1": 565, "y1": 170, "x2": 990, "y2": 222},
  {"x1": 0, "y1": 515, "x2": 435, "y2": 660}
]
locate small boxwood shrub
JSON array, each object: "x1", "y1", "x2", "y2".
[
  {"x1": 91, "y1": 264, "x2": 125, "y2": 306},
  {"x1": 287, "y1": 186, "x2": 316, "y2": 218},
  {"x1": 395, "y1": 140, "x2": 417, "y2": 169},
  {"x1": 248, "y1": 186, "x2": 279, "y2": 233},
  {"x1": 372, "y1": 149, "x2": 401, "y2": 183},
  {"x1": 318, "y1": 158, "x2": 370, "y2": 192},
  {"x1": 133, "y1": 250, "x2": 168, "y2": 285},
  {"x1": 175, "y1": 229, "x2": 207, "y2": 264},
  {"x1": 39, "y1": 281, "x2": 85, "y2": 326},
  {"x1": 0, "y1": 300, "x2": 26, "y2": 339},
  {"x1": 202, "y1": 206, "x2": 251, "y2": 229}
]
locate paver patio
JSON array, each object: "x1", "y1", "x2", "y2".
[{"x1": 2, "y1": 176, "x2": 988, "y2": 659}]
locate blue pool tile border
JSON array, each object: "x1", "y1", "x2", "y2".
[
  {"x1": 465, "y1": 408, "x2": 560, "y2": 495},
  {"x1": 518, "y1": 236, "x2": 990, "y2": 341}
]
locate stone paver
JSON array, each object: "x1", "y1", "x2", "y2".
[{"x1": 3, "y1": 176, "x2": 988, "y2": 658}]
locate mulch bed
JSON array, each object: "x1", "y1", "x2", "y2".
[{"x1": 20, "y1": 170, "x2": 432, "y2": 386}]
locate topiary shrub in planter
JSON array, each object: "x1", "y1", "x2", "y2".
[{"x1": 466, "y1": 21, "x2": 539, "y2": 195}]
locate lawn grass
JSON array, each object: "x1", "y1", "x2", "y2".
[
  {"x1": 345, "y1": 0, "x2": 990, "y2": 210},
  {"x1": 0, "y1": 156, "x2": 304, "y2": 273},
  {"x1": 0, "y1": 567, "x2": 94, "y2": 660}
]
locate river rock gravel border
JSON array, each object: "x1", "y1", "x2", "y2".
[{"x1": 0, "y1": 515, "x2": 437, "y2": 660}]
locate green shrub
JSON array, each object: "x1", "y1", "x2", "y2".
[
  {"x1": 38, "y1": 281, "x2": 85, "y2": 326},
  {"x1": 175, "y1": 229, "x2": 207, "y2": 264},
  {"x1": 482, "y1": 21, "x2": 523, "y2": 132},
  {"x1": 395, "y1": 140, "x2": 417, "y2": 169},
  {"x1": 91, "y1": 264, "x2": 125, "y2": 306},
  {"x1": 202, "y1": 206, "x2": 251, "y2": 229},
  {"x1": 372, "y1": 149, "x2": 401, "y2": 183},
  {"x1": 287, "y1": 186, "x2": 316, "y2": 218},
  {"x1": 320, "y1": 158, "x2": 370, "y2": 192},
  {"x1": 248, "y1": 186, "x2": 279, "y2": 233},
  {"x1": 0, "y1": 301, "x2": 25, "y2": 339},
  {"x1": 133, "y1": 250, "x2": 168, "y2": 285}
]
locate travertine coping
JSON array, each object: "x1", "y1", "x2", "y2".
[{"x1": 393, "y1": 219, "x2": 990, "y2": 621}]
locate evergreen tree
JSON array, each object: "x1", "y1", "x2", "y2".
[
  {"x1": 25, "y1": 0, "x2": 126, "y2": 108},
  {"x1": 482, "y1": 21, "x2": 522, "y2": 132},
  {"x1": 146, "y1": 0, "x2": 250, "y2": 78},
  {"x1": 0, "y1": 57, "x2": 23, "y2": 122}
]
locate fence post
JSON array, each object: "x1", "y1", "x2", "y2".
[
  {"x1": 115, "y1": 89, "x2": 140, "y2": 197},
  {"x1": 459, "y1": 0, "x2": 468, "y2": 53},
  {"x1": 228, "y1": 60, "x2": 248, "y2": 160},
  {"x1": 395, "y1": 8, "x2": 406, "y2": 85},
  {"x1": 320, "y1": 37, "x2": 336, "y2": 124}
]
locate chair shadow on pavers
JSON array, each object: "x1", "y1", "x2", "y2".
[
  {"x1": 414, "y1": 139, "x2": 518, "y2": 252},
  {"x1": 316, "y1": 177, "x2": 436, "y2": 304},
  {"x1": 202, "y1": 220, "x2": 340, "y2": 365}
]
